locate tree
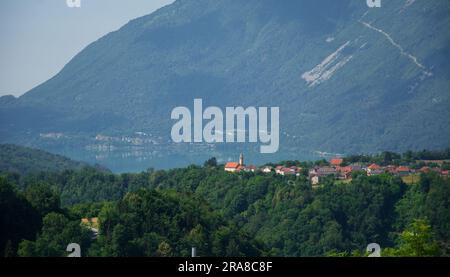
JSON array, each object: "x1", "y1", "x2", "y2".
[
  {"x1": 3, "y1": 240, "x2": 15, "y2": 257},
  {"x1": 204, "y1": 157, "x2": 218, "y2": 168},
  {"x1": 18, "y1": 212, "x2": 91, "y2": 257},
  {"x1": 0, "y1": 177, "x2": 40, "y2": 256},
  {"x1": 186, "y1": 225, "x2": 207, "y2": 254},
  {"x1": 17, "y1": 240, "x2": 35, "y2": 257},
  {"x1": 111, "y1": 224, "x2": 133, "y2": 257},
  {"x1": 98, "y1": 202, "x2": 120, "y2": 240},
  {"x1": 24, "y1": 182, "x2": 60, "y2": 216},
  {"x1": 156, "y1": 241, "x2": 172, "y2": 257},
  {"x1": 384, "y1": 219, "x2": 440, "y2": 257}
]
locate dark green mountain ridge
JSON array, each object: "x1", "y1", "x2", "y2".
[{"x1": 0, "y1": 144, "x2": 93, "y2": 175}]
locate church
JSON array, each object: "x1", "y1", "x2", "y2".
[{"x1": 224, "y1": 153, "x2": 245, "y2": 173}]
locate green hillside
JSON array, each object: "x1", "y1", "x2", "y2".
[{"x1": 0, "y1": 144, "x2": 91, "y2": 175}]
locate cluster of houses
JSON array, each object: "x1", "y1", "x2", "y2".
[
  {"x1": 224, "y1": 155, "x2": 449, "y2": 185},
  {"x1": 224, "y1": 154, "x2": 304, "y2": 175},
  {"x1": 306, "y1": 158, "x2": 449, "y2": 185}
]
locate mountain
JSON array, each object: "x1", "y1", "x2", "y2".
[
  {"x1": 0, "y1": 144, "x2": 93, "y2": 175},
  {"x1": 1, "y1": 0, "x2": 450, "y2": 171}
]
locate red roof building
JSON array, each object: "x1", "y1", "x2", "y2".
[
  {"x1": 396, "y1": 166, "x2": 411, "y2": 176},
  {"x1": 224, "y1": 162, "x2": 240, "y2": 172},
  {"x1": 386, "y1": 165, "x2": 397, "y2": 174},
  {"x1": 340, "y1": 166, "x2": 352, "y2": 173},
  {"x1": 330, "y1": 158, "x2": 344, "y2": 166},
  {"x1": 397, "y1": 166, "x2": 410, "y2": 172},
  {"x1": 368, "y1": 164, "x2": 381, "y2": 170}
]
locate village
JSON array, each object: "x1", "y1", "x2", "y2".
[{"x1": 224, "y1": 153, "x2": 450, "y2": 185}]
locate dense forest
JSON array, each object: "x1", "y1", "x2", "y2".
[{"x1": 0, "y1": 147, "x2": 449, "y2": 257}]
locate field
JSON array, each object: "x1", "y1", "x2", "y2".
[{"x1": 402, "y1": 174, "x2": 421, "y2": 185}]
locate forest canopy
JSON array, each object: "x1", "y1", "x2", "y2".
[{"x1": 1, "y1": 148, "x2": 449, "y2": 257}]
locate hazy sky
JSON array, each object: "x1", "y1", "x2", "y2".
[{"x1": 0, "y1": 0, "x2": 174, "y2": 97}]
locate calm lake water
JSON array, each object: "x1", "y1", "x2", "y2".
[{"x1": 51, "y1": 145, "x2": 320, "y2": 173}]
